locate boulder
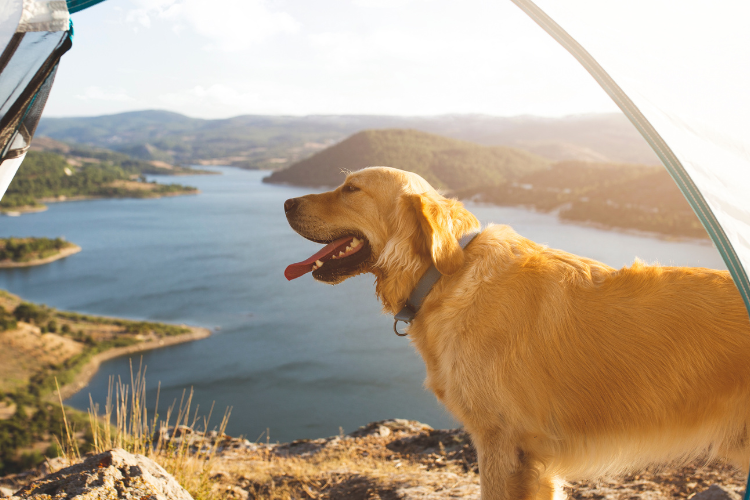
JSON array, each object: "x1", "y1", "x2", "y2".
[{"x1": 10, "y1": 448, "x2": 192, "y2": 500}]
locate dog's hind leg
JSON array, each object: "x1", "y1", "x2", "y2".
[{"x1": 475, "y1": 434, "x2": 557, "y2": 500}]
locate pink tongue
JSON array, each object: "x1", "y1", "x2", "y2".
[{"x1": 285, "y1": 236, "x2": 354, "y2": 281}]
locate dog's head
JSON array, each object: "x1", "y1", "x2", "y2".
[{"x1": 284, "y1": 167, "x2": 480, "y2": 291}]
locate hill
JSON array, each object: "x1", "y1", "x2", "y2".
[
  {"x1": 29, "y1": 136, "x2": 212, "y2": 176},
  {"x1": 36, "y1": 110, "x2": 659, "y2": 168},
  {"x1": 263, "y1": 130, "x2": 704, "y2": 239},
  {"x1": 263, "y1": 129, "x2": 551, "y2": 190}
]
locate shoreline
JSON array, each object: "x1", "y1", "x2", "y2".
[
  {"x1": 463, "y1": 200, "x2": 712, "y2": 245},
  {"x1": 557, "y1": 216, "x2": 711, "y2": 244},
  {"x1": 0, "y1": 191, "x2": 202, "y2": 217},
  {"x1": 56, "y1": 326, "x2": 212, "y2": 402},
  {"x1": 39, "y1": 190, "x2": 200, "y2": 204},
  {"x1": 0, "y1": 244, "x2": 82, "y2": 268},
  {"x1": 0, "y1": 205, "x2": 48, "y2": 216}
]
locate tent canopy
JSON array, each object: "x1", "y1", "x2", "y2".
[{"x1": 511, "y1": 0, "x2": 750, "y2": 314}]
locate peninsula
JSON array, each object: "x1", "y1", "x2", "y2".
[{"x1": 0, "y1": 289, "x2": 210, "y2": 474}]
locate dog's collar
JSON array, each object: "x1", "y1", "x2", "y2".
[{"x1": 393, "y1": 230, "x2": 481, "y2": 336}]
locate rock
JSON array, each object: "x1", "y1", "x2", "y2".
[
  {"x1": 11, "y1": 448, "x2": 193, "y2": 499},
  {"x1": 349, "y1": 418, "x2": 433, "y2": 437},
  {"x1": 36, "y1": 457, "x2": 71, "y2": 477},
  {"x1": 0, "y1": 486, "x2": 15, "y2": 498},
  {"x1": 692, "y1": 484, "x2": 742, "y2": 500}
]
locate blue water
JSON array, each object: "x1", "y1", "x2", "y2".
[{"x1": 0, "y1": 168, "x2": 724, "y2": 442}]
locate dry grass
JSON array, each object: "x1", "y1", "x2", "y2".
[
  {"x1": 57, "y1": 360, "x2": 231, "y2": 500},
  {"x1": 105, "y1": 180, "x2": 161, "y2": 191},
  {"x1": 0, "y1": 323, "x2": 84, "y2": 393},
  {"x1": 0, "y1": 289, "x2": 199, "y2": 401},
  {"x1": 206, "y1": 419, "x2": 480, "y2": 500}
]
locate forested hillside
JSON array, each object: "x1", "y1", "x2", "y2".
[
  {"x1": 0, "y1": 151, "x2": 197, "y2": 209},
  {"x1": 458, "y1": 161, "x2": 707, "y2": 239},
  {"x1": 263, "y1": 129, "x2": 550, "y2": 190}
]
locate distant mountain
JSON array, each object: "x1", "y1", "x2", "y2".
[
  {"x1": 263, "y1": 129, "x2": 551, "y2": 190},
  {"x1": 37, "y1": 110, "x2": 660, "y2": 168},
  {"x1": 29, "y1": 136, "x2": 212, "y2": 176}
]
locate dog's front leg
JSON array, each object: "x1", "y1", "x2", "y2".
[{"x1": 474, "y1": 433, "x2": 556, "y2": 500}]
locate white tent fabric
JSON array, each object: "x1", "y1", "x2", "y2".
[
  {"x1": 511, "y1": 0, "x2": 750, "y2": 311},
  {"x1": 0, "y1": 0, "x2": 68, "y2": 44},
  {"x1": 0, "y1": 1, "x2": 22, "y2": 50},
  {"x1": 17, "y1": 0, "x2": 69, "y2": 32},
  {"x1": 0, "y1": 153, "x2": 24, "y2": 197}
]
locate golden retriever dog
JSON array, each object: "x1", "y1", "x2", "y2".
[{"x1": 283, "y1": 166, "x2": 750, "y2": 500}]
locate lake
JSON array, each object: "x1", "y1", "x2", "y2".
[{"x1": 0, "y1": 168, "x2": 724, "y2": 442}]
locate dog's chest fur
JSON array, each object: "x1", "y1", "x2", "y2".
[{"x1": 406, "y1": 226, "x2": 541, "y2": 431}]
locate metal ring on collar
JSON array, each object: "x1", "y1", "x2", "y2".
[{"x1": 393, "y1": 319, "x2": 409, "y2": 336}]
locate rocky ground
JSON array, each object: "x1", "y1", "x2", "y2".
[{"x1": 1, "y1": 419, "x2": 746, "y2": 499}]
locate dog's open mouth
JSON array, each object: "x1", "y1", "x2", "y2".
[{"x1": 285, "y1": 235, "x2": 371, "y2": 281}]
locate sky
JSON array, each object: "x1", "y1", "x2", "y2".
[{"x1": 44, "y1": 0, "x2": 623, "y2": 119}]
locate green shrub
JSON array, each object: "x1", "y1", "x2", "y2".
[
  {"x1": 13, "y1": 302, "x2": 51, "y2": 324},
  {"x1": 46, "y1": 442, "x2": 61, "y2": 458},
  {"x1": 18, "y1": 451, "x2": 45, "y2": 470},
  {"x1": 0, "y1": 194, "x2": 38, "y2": 209},
  {"x1": 0, "y1": 308, "x2": 17, "y2": 332}
]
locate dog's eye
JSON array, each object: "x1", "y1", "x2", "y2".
[{"x1": 344, "y1": 184, "x2": 360, "y2": 193}]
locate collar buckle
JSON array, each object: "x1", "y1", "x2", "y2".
[{"x1": 390, "y1": 230, "x2": 480, "y2": 337}]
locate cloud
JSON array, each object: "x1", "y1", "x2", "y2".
[
  {"x1": 126, "y1": 0, "x2": 300, "y2": 50},
  {"x1": 159, "y1": 84, "x2": 257, "y2": 107},
  {"x1": 352, "y1": 0, "x2": 433, "y2": 7},
  {"x1": 125, "y1": 0, "x2": 177, "y2": 28},
  {"x1": 75, "y1": 87, "x2": 136, "y2": 102},
  {"x1": 158, "y1": 84, "x2": 297, "y2": 115}
]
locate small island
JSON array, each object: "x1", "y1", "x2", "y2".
[{"x1": 0, "y1": 237, "x2": 81, "y2": 268}]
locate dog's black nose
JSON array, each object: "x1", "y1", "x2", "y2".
[{"x1": 284, "y1": 198, "x2": 297, "y2": 214}]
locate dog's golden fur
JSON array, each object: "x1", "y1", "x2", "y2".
[{"x1": 285, "y1": 166, "x2": 750, "y2": 500}]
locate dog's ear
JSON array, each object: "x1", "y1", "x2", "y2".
[{"x1": 404, "y1": 191, "x2": 479, "y2": 276}]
